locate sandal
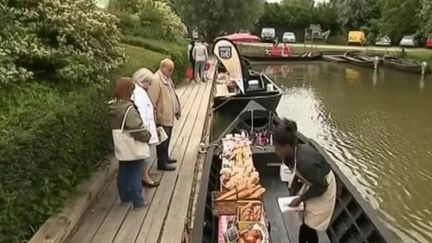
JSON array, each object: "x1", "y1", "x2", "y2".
[{"x1": 142, "y1": 180, "x2": 160, "y2": 187}]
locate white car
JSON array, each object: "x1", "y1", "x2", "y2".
[
  {"x1": 282, "y1": 32, "x2": 296, "y2": 43},
  {"x1": 261, "y1": 27, "x2": 276, "y2": 42},
  {"x1": 375, "y1": 36, "x2": 391, "y2": 46},
  {"x1": 399, "y1": 34, "x2": 420, "y2": 47}
]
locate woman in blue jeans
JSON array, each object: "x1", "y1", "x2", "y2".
[{"x1": 109, "y1": 77, "x2": 151, "y2": 209}]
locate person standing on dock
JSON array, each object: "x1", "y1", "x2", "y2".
[
  {"x1": 132, "y1": 68, "x2": 160, "y2": 187},
  {"x1": 273, "y1": 119, "x2": 337, "y2": 243},
  {"x1": 148, "y1": 59, "x2": 181, "y2": 171},
  {"x1": 109, "y1": 78, "x2": 151, "y2": 209},
  {"x1": 192, "y1": 39, "x2": 208, "y2": 82}
]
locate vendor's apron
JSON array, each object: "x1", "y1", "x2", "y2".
[{"x1": 296, "y1": 170, "x2": 337, "y2": 231}]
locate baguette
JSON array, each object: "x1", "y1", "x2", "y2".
[
  {"x1": 237, "y1": 184, "x2": 261, "y2": 199},
  {"x1": 216, "y1": 184, "x2": 247, "y2": 201},
  {"x1": 249, "y1": 188, "x2": 266, "y2": 199}
]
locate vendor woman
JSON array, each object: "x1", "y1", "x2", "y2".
[{"x1": 273, "y1": 119, "x2": 337, "y2": 243}]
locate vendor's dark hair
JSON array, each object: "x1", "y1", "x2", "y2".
[{"x1": 273, "y1": 119, "x2": 298, "y2": 147}]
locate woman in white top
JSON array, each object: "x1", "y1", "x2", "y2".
[
  {"x1": 132, "y1": 68, "x2": 160, "y2": 187},
  {"x1": 192, "y1": 39, "x2": 208, "y2": 82}
]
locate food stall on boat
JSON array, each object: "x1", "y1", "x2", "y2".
[
  {"x1": 191, "y1": 101, "x2": 398, "y2": 243},
  {"x1": 212, "y1": 38, "x2": 282, "y2": 114}
]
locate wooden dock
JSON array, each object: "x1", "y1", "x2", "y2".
[{"x1": 66, "y1": 61, "x2": 216, "y2": 243}]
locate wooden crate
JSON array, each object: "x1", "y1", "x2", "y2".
[
  {"x1": 211, "y1": 191, "x2": 238, "y2": 216},
  {"x1": 212, "y1": 187, "x2": 265, "y2": 216}
]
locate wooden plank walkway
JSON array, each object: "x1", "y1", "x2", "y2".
[{"x1": 67, "y1": 60, "x2": 216, "y2": 243}]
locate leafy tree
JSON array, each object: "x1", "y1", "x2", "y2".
[
  {"x1": 314, "y1": 2, "x2": 339, "y2": 31},
  {"x1": 109, "y1": 0, "x2": 187, "y2": 40},
  {"x1": 283, "y1": 0, "x2": 315, "y2": 8},
  {"x1": 173, "y1": 0, "x2": 265, "y2": 39},
  {"x1": 257, "y1": 2, "x2": 338, "y2": 33},
  {"x1": 331, "y1": 0, "x2": 380, "y2": 33},
  {"x1": 418, "y1": 0, "x2": 432, "y2": 34},
  {"x1": 0, "y1": 0, "x2": 125, "y2": 86},
  {"x1": 378, "y1": 0, "x2": 421, "y2": 40}
]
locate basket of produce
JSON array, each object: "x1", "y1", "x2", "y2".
[
  {"x1": 238, "y1": 222, "x2": 269, "y2": 243},
  {"x1": 237, "y1": 201, "x2": 263, "y2": 222},
  {"x1": 212, "y1": 184, "x2": 266, "y2": 216},
  {"x1": 220, "y1": 165, "x2": 260, "y2": 191}
]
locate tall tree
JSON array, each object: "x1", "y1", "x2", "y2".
[
  {"x1": 378, "y1": 0, "x2": 421, "y2": 40},
  {"x1": 173, "y1": 0, "x2": 265, "y2": 39},
  {"x1": 418, "y1": 0, "x2": 432, "y2": 34},
  {"x1": 283, "y1": 0, "x2": 315, "y2": 8},
  {"x1": 332, "y1": 0, "x2": 380, "y2": 33}
]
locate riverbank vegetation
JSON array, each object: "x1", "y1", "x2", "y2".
[
  {"x1": 257, "y1": 0, "x2": 432, "y2": 45},
  {"x1": 0, "y1": 0, "x2": 188, "y2": 242}
]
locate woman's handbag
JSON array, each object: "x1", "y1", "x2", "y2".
[
  {"x1": 112, "y1": 106, "x2": 150, "y2": 161},
  {"x1": 156, "y1": 126, "x2": 168, "y2": 145}
]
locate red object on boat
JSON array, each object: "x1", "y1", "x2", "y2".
[
  {"x1": 217, "y1": 33, "x2": 261, "y2": 43},
  {"x1": 269, "y1": 46, "x2": 282, "y2": 56},
  {"x1": 282, "y1": 44, "x2": 292, "y2": 56},
  {"x1": 186, "y1": 66, "x2": 194, "y2": 80},
  {"x1": 205, "y1": 61, "x2": 210, "y2": 70}
]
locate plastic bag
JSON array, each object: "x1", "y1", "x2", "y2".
[{"x1": 186, "y1": 66, "x2": 194, "y2": 80}]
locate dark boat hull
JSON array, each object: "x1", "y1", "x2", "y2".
[
  {"x1": 192, "y1": 101, "x2": 398, "y2": 243},
  {"x1": 344, "y1": 52, "x2": 379, "y2": 68},
  {"x1": 383, "y1": 56, "x2": 430, "y2": 74}
]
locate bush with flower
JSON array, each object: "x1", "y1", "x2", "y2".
[{"x1": 0, "y1": 0, "x2": 125, "y2": 86}]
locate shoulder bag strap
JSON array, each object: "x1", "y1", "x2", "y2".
[{"x1": 120, "y1": 106, "x2": 134, "y2": 131}]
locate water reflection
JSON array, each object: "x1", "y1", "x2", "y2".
[
  {"x1": 419, "y1": 76, "x2": 425, "y2": 90},
  {"x1": 258, "y1": 62, "x2": 432, "y2": 243},
  {"x1": 373, "y1": 70, "x2": 378, "y2": 87}
]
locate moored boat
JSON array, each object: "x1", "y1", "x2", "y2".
[
  {"x1": 192, "y1": 101, "x2": 398, "y2": 243},
  {"x1": 323, "y1": 55, "x2": 348, "y2": 63},
  {"x1": 382, "y1": 56, "x2": 429, "y2": 75},
  {"x1": 344, "y1": 51, "x2": 380, "y2": 69},
  {"x1": 212, "y1": 38, "x2": 282, "y2": 114}
]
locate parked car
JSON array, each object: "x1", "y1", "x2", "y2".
[
  {"x1": 399, "y1": 34, "x2": 420, "y2": 47},
  {"x1": 375, "y1": 35, "x2": 391, "y2": 46},
  {"x1": 348, "y1": 31, "x2": 366, "y2": 45},
  {"x1": 282, "y1": 32, "x2": 296, "y2": 43},
  {"x1": 261, "y1": 27, "x2": 276, "y2": 43},
  {"x1": 426, "y1": 34, "x2": 432, "y2": 48}
]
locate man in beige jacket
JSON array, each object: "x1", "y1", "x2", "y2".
[{"x1": 147, "y1": 59, "x2": 181, "y2": 171}]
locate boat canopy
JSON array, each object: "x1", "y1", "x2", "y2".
[
  {"x1": 215, "y1": 33, "x2": 261, "y2": 43},
  {"x1": 212, "y1": 38, "x2": 245, "y2": 94}
]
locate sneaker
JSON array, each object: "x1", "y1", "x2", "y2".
[{"x1": 121, "y1": 201, "x2": 131, "y2": 206}]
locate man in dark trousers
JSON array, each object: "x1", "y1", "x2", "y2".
[{"x1": 147, "y1": 59, "x2": 181, "y2": 171}]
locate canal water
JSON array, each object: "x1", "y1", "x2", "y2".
[{"x1": 258, "y1": 62, "x2": 432, "y2": 243}]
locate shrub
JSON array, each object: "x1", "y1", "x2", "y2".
[
  {"x1": 109, "y1": 0, "x2": 187, "y2": 41},
  {"x1": 0, "y1": 83, "x2": 112, "y2": 242},
  {"x1": 0, "y1": 0, "x2": 125, "y2": 86}
]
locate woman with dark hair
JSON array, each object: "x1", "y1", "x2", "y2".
[
  {"x1": 109, "y1": 77, "x2": 151, "y2": 209},
  {"x1": 273, "y1": 119, "x2": 337, "y2": 243}
]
